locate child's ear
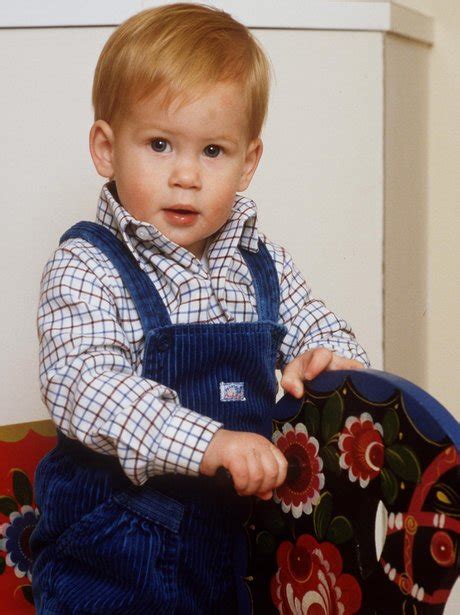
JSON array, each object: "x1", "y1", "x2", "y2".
[
  {"x1": 238, "y1": 138, "x2": 263, "y2": 191},
  {"x1": 89, "y1": 120, "x2": 116, "y2": 179}
]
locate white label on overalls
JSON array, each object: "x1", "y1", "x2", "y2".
[{"x1": 219, "y1": 382, "x2": 246, "y2": 402}]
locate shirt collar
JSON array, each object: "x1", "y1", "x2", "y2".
[{"x1": 96, "y1": 181, "x2": 259, "y2": 270}]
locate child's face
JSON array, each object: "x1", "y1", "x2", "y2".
[{"x1": 91, "y1": 81, "x2": 262, "y2": 258}]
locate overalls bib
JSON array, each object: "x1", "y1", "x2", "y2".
[{"x1": 31, "y1": 221, "x2": 286, "y2": 615}]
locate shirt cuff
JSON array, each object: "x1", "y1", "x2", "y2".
[{"x1": 148, "y1": 407, "x2": 223, "y2": 477}]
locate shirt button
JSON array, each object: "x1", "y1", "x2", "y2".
[{"x1": 135, "y1": 227, "x2": 151, "y2": 241}]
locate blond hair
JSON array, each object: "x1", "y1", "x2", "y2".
[{"x1": 92, "y1": 3, "x2": 271, "y2": 139}]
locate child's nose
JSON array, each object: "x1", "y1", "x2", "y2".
[{"x1": 169, "y1": 156, "x2": 201, "y2": 190}]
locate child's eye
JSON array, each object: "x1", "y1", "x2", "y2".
[
  {"x1": 150, "y1": 138, "x2": 171, "y2": 153},
  {"x1": 203, "y1": 144, "x2": 221, "y2": 158}
]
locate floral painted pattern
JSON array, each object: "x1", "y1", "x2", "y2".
[
  {"x1": 273, "y1": 423, "x2": 324, "y2": 518},
  {"x1": 0, "y1": 421, "x2": 56, "y2": 612},
  {"x1": 0, "y1": 470, "x2": 39, "y2": 607},
  {"x1": 246, "y1": 373, "x2": 459, "y2": 614},
  {"x1": 338, "y1": 412, "x2": 385, "y2": 488},
  {"x1": 271, "y1": 534, "x2": 362, "y2": 614},
  {"x1": 0, "y1": 503, "x2": 39, "y2": 580}
]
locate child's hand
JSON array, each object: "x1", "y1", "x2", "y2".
[
  {"x1": 281, "y1": 348, "x2": 364, "y2": 399},
  {"x1": 200, "y1": 429, "x2": 288, "y2": 500}
]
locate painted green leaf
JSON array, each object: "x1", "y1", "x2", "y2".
[
  {"x1": 321, "y1": 444, "x2": 341, "y2": 476},
  {"x1": 326, "y1": 515, "x2": 353, "y2": 544},
  {"x1": 256, "y1": 531, "x2": 277, "y2": 555},
  {"x1": 380, "y1": 467, "x2": 399, "y2": 505},
  {"x1": 321, "y1": 392, "x2": 344, "y2": 442},
  {"x1": 313, "y1": 491, "x2": 333, "y2": 540},
  {"x1": 12, "y1": 470, "x2": 33, "y2": 506},
  {"x1": 21, "y1": 584, "x2": 34, "y2": 605},
  {"x1": 0, "y1": 496, "x2": 18, "y2": 517},
  {"x1": 385, "y1": 444, "x2": 421, "y2": 483},
  {"x1": 0, "y1": 556, "x2": 5, "y2": 575},
  {"x1": 382, "y1": 409, "x2": 400, "y2": 446},
  {"x1": 303, "y1": 402, "x2": 320, "y2": 438}
]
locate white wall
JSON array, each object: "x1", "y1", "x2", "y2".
[
  {"x1": 2, "y1": 1, "x2": 458, "y2": 419},
  {"x1": 0, "y1": 24, "x2": 384, "y2": 424}
]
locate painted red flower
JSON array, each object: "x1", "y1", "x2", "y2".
[
  {"x1": 273, "y1": 423, "x2": 324, "y2": 518},
  {"x1": 271, "y1": 534, "x2": 362, "y2": 614},
  {"x1": 338, "y1": 412, "x2": 384, "y2": 487}
]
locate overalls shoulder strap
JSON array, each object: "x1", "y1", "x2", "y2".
[
  {"x1": 60, "y1": 221, "x2": 172, "y2": 330},
  {"x1": 60, "y1": 221, "x2": 281, "y2": 327},
  {"x1": 239, "y1": 241, "x2": 281, "y2": 322}
]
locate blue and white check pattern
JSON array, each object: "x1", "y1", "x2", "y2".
[{"x1": 37, "y1": 182, "x2": 369, "y2": 485}]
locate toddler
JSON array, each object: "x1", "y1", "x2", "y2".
[{"x1": 31, "y1": 3, "x2": 369, "y2": 614}]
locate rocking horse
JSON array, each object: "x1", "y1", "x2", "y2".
[
  {"x1": 246, "y1": 369, "x2": 460, "y2": 614},
  {"x1": 0, "y1": 369, "x2": 458, "y2": 613}
]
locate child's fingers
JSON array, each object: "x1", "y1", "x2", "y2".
[
  {"x1": 220, "y1": 434, "x2": 288, "y2": 498},
  {"x1": 281, "y1": 349, "x2": 334, "y2": 397},
  {"x1": 302, "y1": 348, "x2": 334, "y2": 379},
  {"x1": 228, "y1": 455, "x2": 250, "y2": 494},
  {"x1": 329, "y1": 356, "x2": 364, "y2": 371},
  {"x1": 255, "y1": 489, "x2": 273, "y2": 500},
  {"x1": 280, "y1": 375, "x2": 303, "y2": 398},
  {"x1": 280, "y1": 357, "x2": 309, "y2": 397},
  {"x1": 234, "y1": 446, "x2": 284, "y2": 497},
  {"x1": 271, "y1": 446, "x2": 288, "y2": 488},
  {"x1": 237, "y1": 448, "x2": 265, "y2": 496},
  {"x1": 257, "y1": 447, "x2": 283, "y2": 495},
  {"x1": 254, "y1": 447, "x2": 287, "y2": 500}
]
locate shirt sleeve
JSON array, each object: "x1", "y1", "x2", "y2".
[
  {"x1": 37, "y1": 241, "x2": 222, "y2": 486},
  {"x1": 263, "y1": 240, "x2": 370, "y2": 369}
]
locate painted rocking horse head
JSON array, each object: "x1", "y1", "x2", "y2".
[{"x1": 247, "y1": 369, "x2": 460, "y2": 614}]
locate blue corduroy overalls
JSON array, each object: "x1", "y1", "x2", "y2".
[{"x1": 31, "y1": 221, "x2": 286, "y2": 615}]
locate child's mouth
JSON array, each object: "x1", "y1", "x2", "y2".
[{"x1": 163, "y1": 206, "x2": 199, "y2": 225}]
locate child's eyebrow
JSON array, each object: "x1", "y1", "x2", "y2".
[
  {"x1": 204, "y1": 135, "x2": 239, "y2": 146},
  {"x1": 135, "y1": 122, "x2": 172, "y2": 135}
]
